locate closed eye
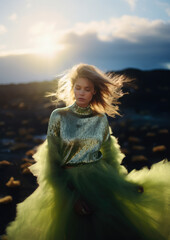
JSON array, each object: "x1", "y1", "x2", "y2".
[{"x1": 75, "y1": 87, "x2": 91, "y2": 91}]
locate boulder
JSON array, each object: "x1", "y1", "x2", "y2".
[
  {"x1": 131, "y1": 155, "x2": 148, "y2": 162},
  {"x1": 152, "y1": 145, "x2": 167, "y2": 152},
  {"x1": 0, "y1": 196, "x2": 13, "y2": 204},
  {"x1": 6, "y1": 177, "x2": 21, "y2": 187}
]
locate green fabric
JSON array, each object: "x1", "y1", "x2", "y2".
[{"x1": 6, "y1": 135, "x2": 170, "y2": 240}]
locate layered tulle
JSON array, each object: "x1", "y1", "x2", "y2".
[{"x1": 6, "y1": 135, "x2": 170, "y2": 240}]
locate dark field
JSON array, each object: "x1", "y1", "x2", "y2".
[{"x1": 0, "y1": 68, "x2": 170, "y2": 235}]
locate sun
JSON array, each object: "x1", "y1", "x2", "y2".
[{"x1": 35, "y1": 35, "x2": 65, "y2": 58}]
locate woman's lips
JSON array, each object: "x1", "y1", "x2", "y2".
[{"x1": 78, "y1": 98, "x2": 85, "y2": 101}]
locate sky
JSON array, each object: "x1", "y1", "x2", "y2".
[{"x1": 0, "y1": 0, "x2": 170, "y2": 84}]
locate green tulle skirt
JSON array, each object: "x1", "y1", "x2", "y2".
[{"x1": 5, "y1": 136, "x2": 170, "y2": 240}]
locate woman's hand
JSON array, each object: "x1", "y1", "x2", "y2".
[{"x1": 74, "y1": 198, "x2": 93, "y2": 216}]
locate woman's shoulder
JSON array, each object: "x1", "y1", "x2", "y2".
[
  {"x1": 49, "y1": 106, "x2": 70, "y2": 121},
  {"x1": 96, "y1": 112, "x2": 109, "y2": 122},
  {"x1": 92, "y1": 109, "x2": 107, "y2": 118},
  {"x1": 93, "y1": 112, "x2": 110, "y2": 132}
]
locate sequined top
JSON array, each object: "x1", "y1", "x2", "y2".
[{"x1": 47, "y1": 102, "x2": 111, "y2": 166}]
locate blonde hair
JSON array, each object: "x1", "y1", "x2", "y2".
[{"x1": 46, "y1": 63, "x2": 133, "y2": 117}]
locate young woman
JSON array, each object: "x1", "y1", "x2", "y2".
[{"x1": 5, "y1": 63, "x2": 170, "y2": 240}]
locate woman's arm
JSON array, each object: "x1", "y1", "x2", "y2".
[
  {"x1": 29, "y1": 109, "x2": 62, "y2": 186},
  {"x1": 46, "y1": 109, "x2": 68, "y2": 186}
]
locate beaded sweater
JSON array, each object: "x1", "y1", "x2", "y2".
[{"x1": 47, "y1": 102, "x2": 111, "y2": 167}]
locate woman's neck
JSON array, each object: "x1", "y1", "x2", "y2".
[
  {"x1": 75, "y1": 101, "x2": 89, "y2": 108},
  {"x1": 69, "y1": 101, "x2": 93, "y2": 116}
]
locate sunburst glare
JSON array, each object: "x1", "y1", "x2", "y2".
[{"x1": 34, "y1": 35, "x2": 65, "y2": 58}]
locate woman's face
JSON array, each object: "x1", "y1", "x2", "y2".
[{"x1": 73, "y1": 77, "x2": 96, "y2": 107}]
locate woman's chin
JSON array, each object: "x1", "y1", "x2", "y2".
[{"x1": 76, "y1": 100, "x2": 88, "y2": 108}]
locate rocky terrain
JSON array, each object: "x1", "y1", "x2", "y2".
[{"x1": 0, "y1": 68, "x2": 169, "y2": 235}]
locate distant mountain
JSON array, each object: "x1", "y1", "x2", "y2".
[
  {"x1": 0, "y1": 68, "x2": 169, "y2": 129},
  {"x1": 110, "y1": 68, "x2": 170, "y2": 114}
]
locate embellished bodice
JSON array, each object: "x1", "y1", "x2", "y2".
[{"x1": 47, "y1": 102, "x2": 110, "y2": 166}]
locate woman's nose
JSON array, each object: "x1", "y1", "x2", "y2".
[{"x1": 79, "y1": 90, "x2": 85, "y2": 95}]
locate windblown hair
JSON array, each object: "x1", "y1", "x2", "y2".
[{"x1": 46, "y1": 63, "x2": 133, "y2": 117}]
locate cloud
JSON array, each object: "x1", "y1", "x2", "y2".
[
  {"x1": 0, "y1": 15, "x2": 170, "y2": 83},
  {"x1": 9, "y1": 13, "x2": 18, "y2": 21},
  {"x1": 0, "y1": 21, "x2": 64, "y2": 57},
  {"x1": 124, "y1": 0, "x2": 138, "y2": 10},
  {"x1": 60, "y1": 30, "x2": 170, "y2": 68},
  {"x1": 29, "y1": 16, "x2": 69, "y2": 34},
  {"x1": 0, "y1": 48, "x2": 35, "y2": 57},
  {"x1": 29, "y1": 22, "x2": 57, "y2": 35},
  {"x1": 0, "y1": 25, "x2": 7, "y2": 34},
  {"x1": 65, "y1": 16, "x2": 170, "y2": 44},
  {"x1": 51, "y1": 15, "x2": 170, "y2": 70},
  {"x1": 28, "y1": 20, "x2": 68, "y2": 56}
]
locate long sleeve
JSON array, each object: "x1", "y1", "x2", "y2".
[
  {"x1": 47, "y1": 109, "x2": 60, "y2": 138},
  {"x1": 47, "y1": 109, "x2": 62, "y2": 165},
  {"x1": 30, "y1": 109, "x2": 65, "y2": 188},
  {"x1": 45, "y1": 109, "x2": 68, "y2": 188}
]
